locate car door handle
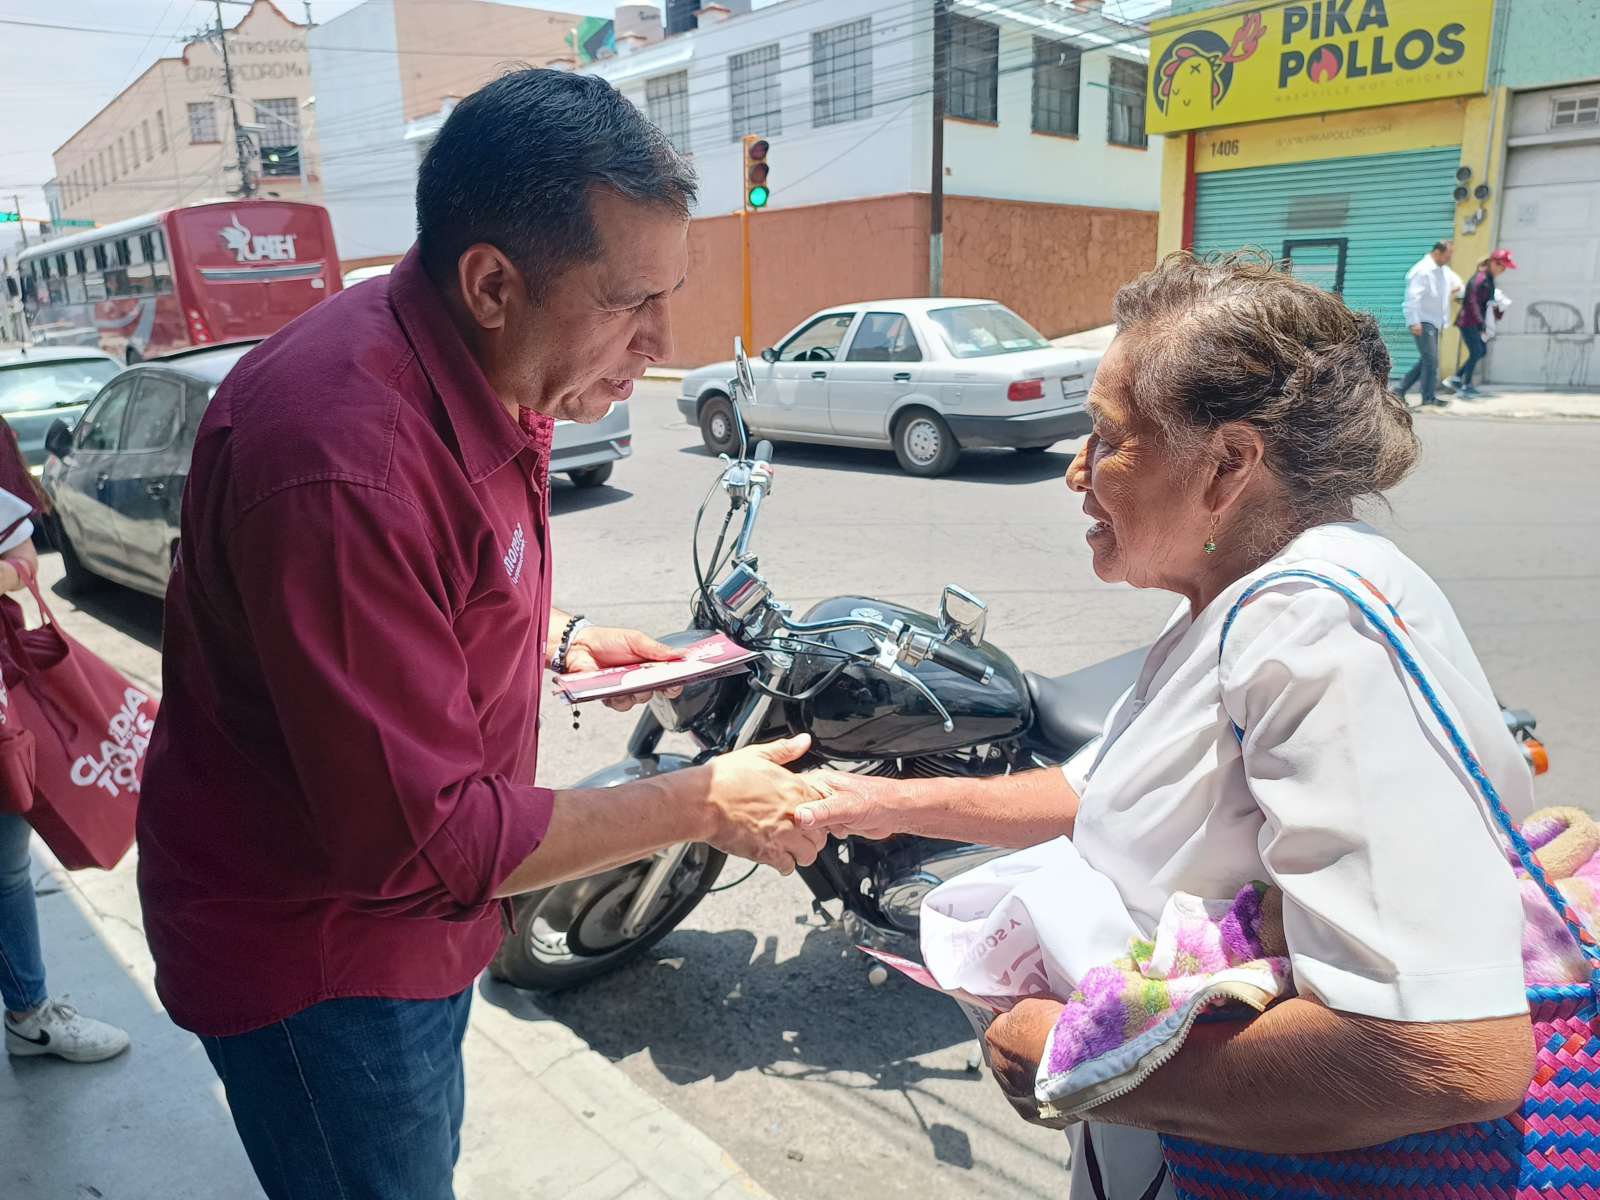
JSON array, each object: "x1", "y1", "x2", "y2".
[
  {"x1": 893, "y1": 372, "x2": 912, "y2": 383},
  {"x1": 811, "y1": 370, "x2": 829, "y2": 380},
  {"x1": 145, "y1": 480, "x2": 166, "y2": 497}
]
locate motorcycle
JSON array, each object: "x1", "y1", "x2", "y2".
[{"x1": 490, "y1": 340, "x2": 1551, "y2": 992}]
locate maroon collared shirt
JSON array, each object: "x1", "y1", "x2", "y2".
[{"x1": 137, "y1": 248, "x2": 556, "y2": 1036}]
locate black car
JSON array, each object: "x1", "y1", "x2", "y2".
[{"x1": 40, "y1": 343, "x2": 257, "y2": 598}]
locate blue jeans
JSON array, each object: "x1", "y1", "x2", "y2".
[
  {"x1": 1460, "y1": 326, "x2": 1489, "y2": 387},
  {"x1": 201, "y1": 988, "x2": 472, "y2": 1200},
  {"x1": 0, "y1": 812, "x2": 48, "y2": 1014},
  {"x1": 1398, "y1": 322, "x2": 1441, "y2": 403}
]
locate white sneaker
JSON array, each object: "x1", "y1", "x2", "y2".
[{"x1": 5, "y1": 998, "x2": 130, "y2": 1063}]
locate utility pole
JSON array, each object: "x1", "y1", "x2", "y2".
[
  {"x1": 214, "y1": 1, "x2": 255, "y2": 198},
  {"x1": 929, "y1": 0, "x2": 947, "y2": 297},
  {"x1": 11, "y1": 197, "x2": 27, "y2": 249}
]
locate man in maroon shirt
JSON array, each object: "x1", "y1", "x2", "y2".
[{"x1": 137, "y1": 70, "x2": 824, "y2": 1200}]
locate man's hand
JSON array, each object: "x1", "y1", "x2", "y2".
[
  {"x1": 986, "y1": 998, "x2": 1072, "y2": 1129},
  {"x1": 562, "y1": 626, "x2": 683, "y2": 712},
  {"x1": 1409, "y1": 324, "x2": 1423, "y2": 336},
  {"x1": 793, "y1": 770, "x2": 909, "y2": 841},
  {"x1": 702, "y1": 734, "x2": 828, "y2": 875}
]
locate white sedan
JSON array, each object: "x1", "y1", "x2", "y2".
[{"x1": 677, "y1": 298, "x2": 1099, "y2": 476}]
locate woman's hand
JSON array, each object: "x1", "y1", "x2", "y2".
[
  {"x1": 793, "y1": 770, "x2": 909, "y2": 840},
  {"x1": 986, "y1": 998, "x2": 1073, "y2": 1129},
  {"x1": 560, "y1": 625, "x2": 684, "y2": 712},
  {"x1": 0, "y1": 545, "x2": 37, "y2": 594}
]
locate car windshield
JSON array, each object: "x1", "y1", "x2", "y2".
[
  {"x1": 0, "y1": 359, "x2": 118, "y2": 415},
  {"x1": 928, "y1": 304, "x2": 1050, "y2": 359}
]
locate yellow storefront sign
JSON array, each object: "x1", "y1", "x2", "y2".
[
  {"x1": 1193, "y1": 95, "x2": 1467, "y2": 172},
  {"x1": 1148, "y1": 0, "x2": 1493, "y2": 135}
]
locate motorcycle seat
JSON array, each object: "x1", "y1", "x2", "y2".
[{"x1": 1024, "y1": 645, "x2": 1149, "y2": 757}]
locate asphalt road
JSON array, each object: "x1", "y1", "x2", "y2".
[{"x1": 41, "y1": 380, "x2": 1599, "y2": 1200}]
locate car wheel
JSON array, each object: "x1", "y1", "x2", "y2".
[
  {"x1": 698, "y1": 393, "x2": 740, "y2": 456},
  {"x1": 52, "y1": 517, "x2": 102, "y2": 594},
  {"x1": 893, "y1": 410, "x2": 960, "y2": 477},
  {"x1": 568, "y1": 463, "x2": 613, "y2": 489}
]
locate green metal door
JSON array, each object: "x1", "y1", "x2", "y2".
[{"x1": 1192, "y1": 147, "x2": 1460, "y2": 380}]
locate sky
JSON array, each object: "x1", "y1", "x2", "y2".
[{"x1": 0, "y1": 0, "x2": 1165, "y2": 256}]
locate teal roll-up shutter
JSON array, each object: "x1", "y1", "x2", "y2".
[{"x1": 1191, "y1": 147, "x2": 1460, "y2": 380}]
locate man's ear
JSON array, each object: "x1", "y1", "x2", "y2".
[
  {"x1": 455, "y1": 244, "x2": 529, "y2": 331},
  {"x1": 1206, "y1": 421, "x2": 1267, "y2": 516}
]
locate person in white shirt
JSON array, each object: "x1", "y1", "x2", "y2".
[
  {"x1": 795, "y1": 253, "x2": 1535, "y2": 1199},
  {"x1": 1397, "y1": 239, "x2": 1463, "y2": 407}
]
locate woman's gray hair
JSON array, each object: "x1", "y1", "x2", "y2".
[{"x1": 1112, "y1": 251, "x2": 1420, "y2": 530}]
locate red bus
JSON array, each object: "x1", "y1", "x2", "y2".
[{"x1": 16, "y1": 200, "x2": 341, "y2": 363}]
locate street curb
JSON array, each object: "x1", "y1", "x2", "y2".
[
  {"x1": 21, "y1": 843, "x2": 774, "y2": 1200},
  {"x1": 645, "y1": 368, "x2": 690, "y2": 382}
]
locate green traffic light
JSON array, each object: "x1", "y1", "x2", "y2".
[{"x1": 748, "y1": 185, "x2": 770, "y2": 209}]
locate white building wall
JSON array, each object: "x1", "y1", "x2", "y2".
[
  {"x1": 943, "y1": 22, "x2": 1162, "y2": 211},
  {"x1": 309, "y1": 1, "x2": 417, "y2": 264},
  {"x1": 589, "y1": 0, "x2": 928, "y2": 217},
  {"x1": 590, "y1": 0, "x2": 1160, "y2": 217}
]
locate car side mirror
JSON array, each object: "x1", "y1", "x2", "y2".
[
  {"x1": 940, "y1": 584, "x2": 988, "y2": 645},
  {"x1": 44, "y1": 418, "x2": 73, "y2": 460},
  {"x1": 760, "y1": 347, "x2": 778, "y2": 364}
]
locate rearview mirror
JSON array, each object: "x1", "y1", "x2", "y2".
[
  {"x1": 44, "y1": 418, "x2": 73, "y2": 461},
  {"x1": 760, "y1": 347, "x2": 778, "y2": 364},
  {"x1": 940, "y1": 585, "x2": 988, "y2": 645}
]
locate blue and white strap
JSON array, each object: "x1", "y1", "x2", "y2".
[{"x1": 1219, "y1": 567, "x2": 1600, "y2": 996}]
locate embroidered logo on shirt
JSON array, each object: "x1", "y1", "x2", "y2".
[{"x1": 503, "y1": 523, "x2": 526, "y2": 585}]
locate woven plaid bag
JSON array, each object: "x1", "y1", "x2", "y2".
[{"x1": 1160, "y1": 568, "x2": 1600, "y2": 1200}]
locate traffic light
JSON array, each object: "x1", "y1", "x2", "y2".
[{"x1": 743, "y1": 135, "x2": 770, "y2": 210}]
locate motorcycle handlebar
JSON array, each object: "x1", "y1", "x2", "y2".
[
  {"x1": 925, "y1": 638, "x2": 994, "y2": 684},
  {"x1": 753, "y1": 439, "x2": 774, "y2": 465}
]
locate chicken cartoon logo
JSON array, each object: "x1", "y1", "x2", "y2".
[
  {"x1": 1153, "y1": 11, "x2": 1266, "y2": 117},
  {"x1": 218, "y1": 214, "x2": 298, "y2": 263}
]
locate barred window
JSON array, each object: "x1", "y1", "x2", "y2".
[
  {"x1": 1108, "y1": 58, "x2": 1148, "y2": 148},
  {"x1": 730, "y1": 43, "x2": 782, "y2": 141},
  {"x1": 813, "y1": 18, "x2": 873, "y2": 127},
  {"x1": 1552, "y1": 94, "x2": 1599, "y2": 129},
  {"x1": 142, "y1": 120, "x2": 153, "y2": 162},
  {"x1": 256, "y1": 98, "x2": 301, "y2": 177},
  {"x1": 947, "y1": 15, "x2": 999, "y2": 123},
  {"x1": 188, "y1": 101, "x2": 219, "y2": 144},
  {"x1": 646, "y1": 71, "x2": 691, "y2": 153},
  {"x1": 1033, "y1": 37, "x2": 1080, "y2": 136}
]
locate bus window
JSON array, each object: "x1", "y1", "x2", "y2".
[
  {"x1": 152, "y1": 257, "x2": 173, "y2": 294},
  {"x1": 73, "y1": 250, "x2": 87, "y2": 275},
  {"x1": 139, "y1": 232, "x2": 157, "y2": 264},
  {"x1": 93, "y1": 244, "x2": 109, "y2": 271},
  {"x1": 67, "y1": 274, "x2": 86, "y2": 304}
]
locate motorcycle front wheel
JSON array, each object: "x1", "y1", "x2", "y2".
[{"x1": 489, "y1": 842, "x2": 728, "y2": 991}]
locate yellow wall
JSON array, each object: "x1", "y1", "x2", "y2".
[
  {"x1": 1156, "y1": 133, "x2": 1189, "y2": 258},
  {"x1": 1192, "y1": 96, "x2": 1469, "y2": 173},
  {"x1": 1439, "y1": 86, "x2": 1509, "y2": 372}
]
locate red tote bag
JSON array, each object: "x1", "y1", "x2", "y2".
[{"x1": 0, "y1": 575, "x2": 155, "y2": 869}]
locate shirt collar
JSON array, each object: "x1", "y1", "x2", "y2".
[{"x1": 387, "y1": 246, "x2": 532, "y2": 484}]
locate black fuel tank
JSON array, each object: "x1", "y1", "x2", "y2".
[{"x1": 789, "y1": 596, "x2": 1030, "y2": 760}]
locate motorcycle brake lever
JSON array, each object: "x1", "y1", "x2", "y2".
[{"x1": 883, "y1": 657, "x2": 955, "y2": 733}]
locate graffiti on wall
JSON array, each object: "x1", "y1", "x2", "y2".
[{"x1": 1524, "y1": 301, "x2": 1598, "y2": 387}]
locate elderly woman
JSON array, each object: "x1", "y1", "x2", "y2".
[{"x1": 798, "y1": 253, "x2": 1535, "y2": 1198}]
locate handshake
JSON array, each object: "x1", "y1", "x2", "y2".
[{"x1": 692, "y1": 734, "x2": 900, "y2": 873}]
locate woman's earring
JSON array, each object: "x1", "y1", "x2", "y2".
[{"x1": 1203, "y1": 516, "x2": 1219, "y2": 555}]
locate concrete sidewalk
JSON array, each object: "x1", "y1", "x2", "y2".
[
  {"x1": 1423, "y1": 387, "x2": 1600, "y2": 421},
  {"x1": 1, "y1": 841, "x2": 771, "y2": 1200}
]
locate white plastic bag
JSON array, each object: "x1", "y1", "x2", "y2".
[{"x1": 919, "y1": 837, "x2": 1141, "y2": 1002}]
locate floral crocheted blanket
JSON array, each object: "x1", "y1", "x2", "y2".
[{"x1": 1033, "y1": 806, "x2": 1600, "y2": 1120}]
